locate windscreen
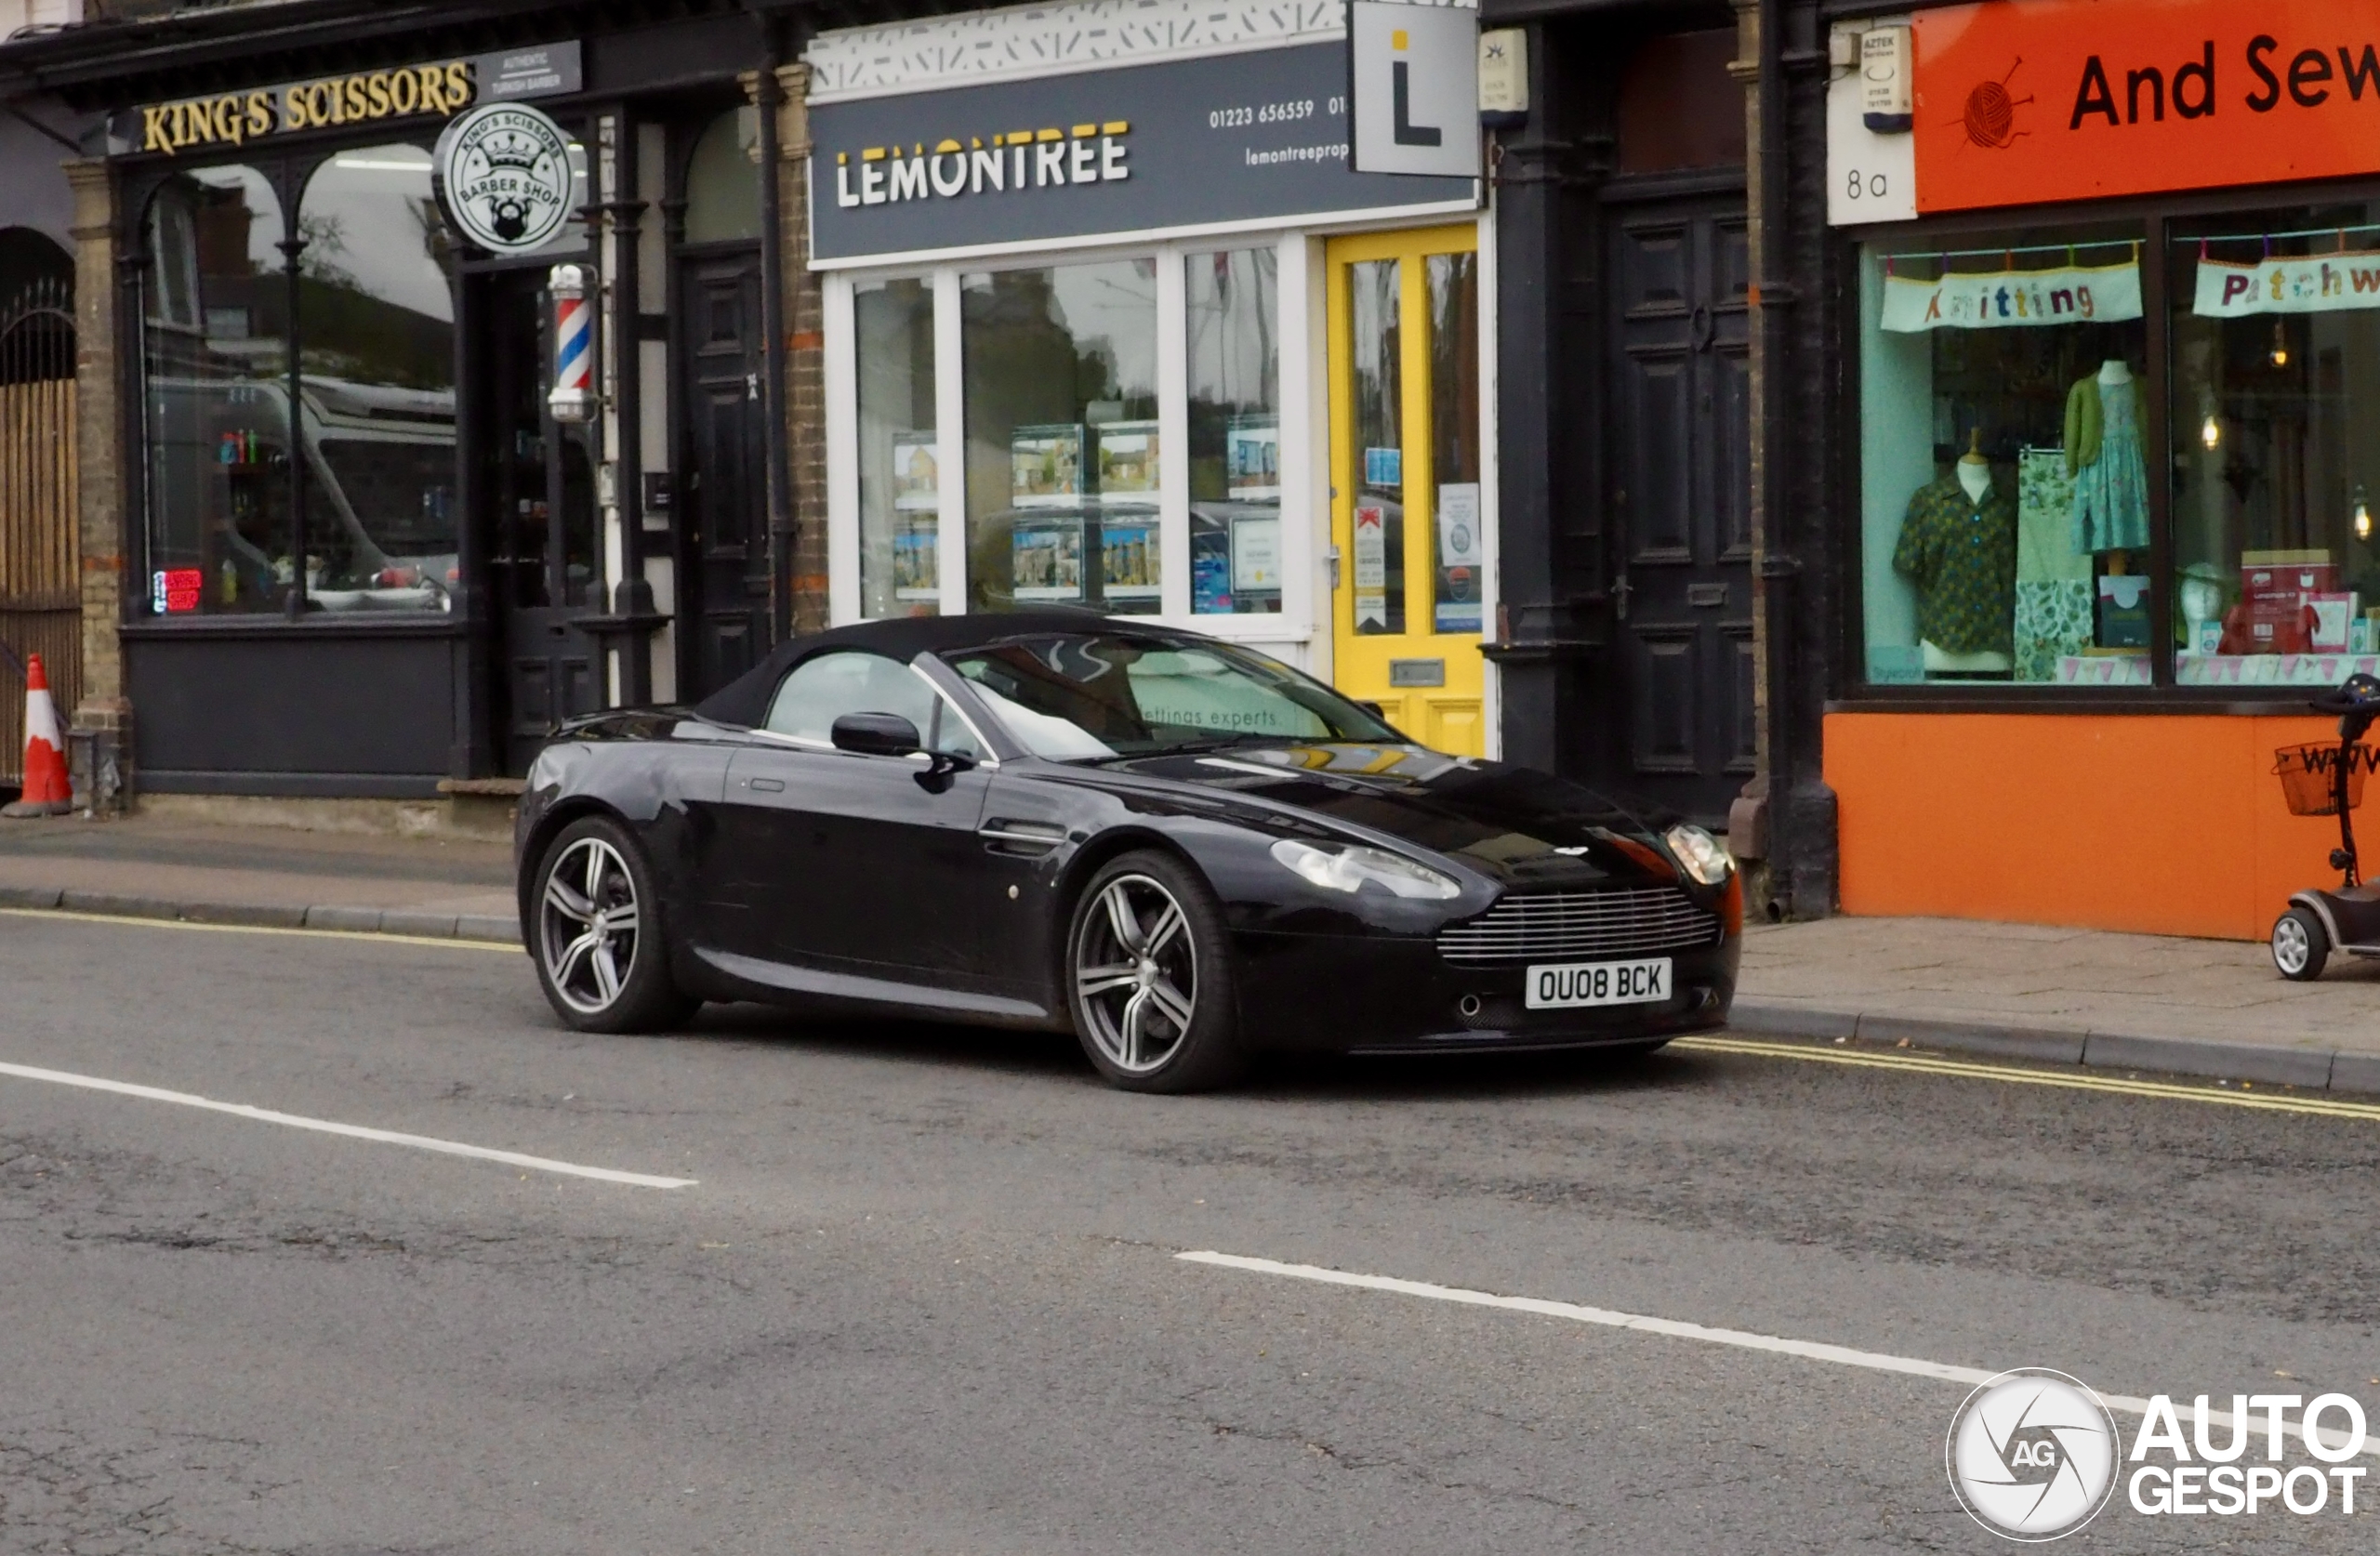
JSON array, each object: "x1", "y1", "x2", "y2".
[{"x1": 943, "y1": 635, "x2": 1400, "y2": 760}]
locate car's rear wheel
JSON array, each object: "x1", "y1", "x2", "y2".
[
  {"x1": 1066, "y1": 851, "x2": 1244, "y2": 1092},
  {"x1": 533, "y1": 816, "x2": 698, "y2": 1034}
]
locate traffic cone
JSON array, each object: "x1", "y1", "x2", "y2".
[{"x1": 3, "y1": 653, "x2": 72, "y2": 818}]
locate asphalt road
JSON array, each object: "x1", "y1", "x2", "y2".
[{"x1": 2, "y1": 909, "x2": 2376, "y2": 1553}]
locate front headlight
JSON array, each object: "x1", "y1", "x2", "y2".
[
  {"x1": 1662, "y1": 823, "x2": 1733, "y2": 887},
  {"x1": 1269, "y1": 838, "x2": 1461, "y2": 900}
]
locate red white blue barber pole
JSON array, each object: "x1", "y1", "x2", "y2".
[{"x1": 548, "y1": 263, "x2": 592, "y2": 423}]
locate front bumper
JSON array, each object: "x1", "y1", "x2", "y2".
[{"x1": 1231, "y1": 927, "x2": 1739, "y2": 1055}]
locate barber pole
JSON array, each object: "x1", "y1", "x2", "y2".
[{"x1": 548, "y1": 263, "x2": 592, "y2": 423}]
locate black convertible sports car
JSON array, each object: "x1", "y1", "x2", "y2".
[{"x1": 514, "y1": 613, "x2": 1741, "y2": 1091}]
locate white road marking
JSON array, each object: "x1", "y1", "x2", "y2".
[
  {"x1": 1178, "y1": 1251, "x2": 2374, "y2": 1457},
  {"x1": 0, "y1": 1059, "x2": 695, "y2": 1190}
]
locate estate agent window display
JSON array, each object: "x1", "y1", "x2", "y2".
[{"x1": 840, "y1": 243, "x2": 1287, "y2": 627}]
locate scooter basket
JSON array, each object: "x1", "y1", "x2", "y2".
[{"x1": 2274, "y1": 742, "x2": 2370, "y2": 816}]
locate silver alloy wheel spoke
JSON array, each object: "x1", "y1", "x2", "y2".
[
  {"x1": 546, "y1": 877, "x2": 597, "y2": 924},
  {"x1": 1076, "y1": 873, "x2": 1197, "y2": 1075},
  {"x1": 1120, "y1": 988, "x2": 1152, "y2": 1068},
  {"x1": 1142, "y1": 903, "x2": 1184, "y2": 958},
  {"x1": 1078, "y1": 963, "x2": 1139, "y2": 997},
  {"x1": 1103, "y1": 884, "x2": 1145, "y2": 954},
  {"x1": 552, "y1": 927, "x2": 602, "y2": 990},
  {"x1": 1145, "y1": 976, "x2": 1194, "y2": 1032}
]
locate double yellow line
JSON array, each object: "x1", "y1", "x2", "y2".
[{"x1": 1678, "y1": 1034, "x2": 2380, "y2": 1121}]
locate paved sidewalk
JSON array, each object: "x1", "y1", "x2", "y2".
[
  {"x1": 1735, "y1": 916, "x2": 2380, "y2": 1095},
  {"x1": 0, "y1": 812, "x2": 519, "y2": 943},
  {"x1": 8, "y1": 811, "x2": 2378, "y2": 1093}
]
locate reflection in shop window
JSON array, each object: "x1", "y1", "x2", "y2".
[
  {"x1": 1187, "y1": 249, "x2": 1280, "y2": 615},
  {"x1": 960, "y1": 259, "x2": 1159, "y2": 613},
  {"x1": 856, "y1": 277, "x2": 938, "y2": 617},
  {"x1": 1427, "y1": 251, "x2": 1482, "y2": 635},
  {"x1": 1348, "y1": 258, "x2": 1404, "y2": 634},
  {"x1": 1859, "y1": 227, "x2": 2149, "y2": 686},
  {"x1": 684, "y1": 107, "x2": 762, "y2": 244},
  {"x1": 2171, "y1": 206, "x2": 2380, "y2": 687},
  {"x1": 295, "y1": 143, "x2": 458, "y2": 613},
  {"x1": 140, "y1": 165, "x2": 291, "y2": 616}
]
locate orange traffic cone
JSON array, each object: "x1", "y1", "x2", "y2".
[{"x1": 3, "y1": 653, "x2": 72, "y2": 818}]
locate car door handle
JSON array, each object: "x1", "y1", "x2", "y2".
[{"x1": 749, "y1": 776, "x2": 786, "y2": 793}]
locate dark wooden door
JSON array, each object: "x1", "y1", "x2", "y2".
[
  {"x1": 1599, "y1": 197, "x2": 1754, "y2": 826},
  {"x1": 679, "y1": 252, "x2": 770, "y2": 701},
  {"x1": 485, "y1": 269, "x2": 602, "y2": 775}
]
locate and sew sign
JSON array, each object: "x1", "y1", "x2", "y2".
[
  {"x1": 1880, "y1": 258, "x2": 2144, "y2": 331},
  {"x1": 2194, "y1": 251, "x2": 2380, "y2": 313},
  {"x1": 1910, "y1": 0, "x2": 2380, "y2": 213}
]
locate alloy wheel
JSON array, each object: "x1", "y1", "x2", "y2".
[
  {"x1": 1075, "y1": 873, "x2": 1198, "y2": 1075},
  {"x1": 541, "y1": 837, "x2": 641, "y2": 1015}
]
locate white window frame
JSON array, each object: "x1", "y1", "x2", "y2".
[{"x1": 825, "y1": 231, "x2": 1319, "y2": 650}]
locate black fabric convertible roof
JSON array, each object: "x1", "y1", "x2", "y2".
[{"x1": 692, "y1": 609, "x2": 1183, "y2": 729}]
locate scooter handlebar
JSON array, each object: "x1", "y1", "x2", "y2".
[{"x1": 2311, "y1": 672, "x2": 2380, "y2": 715}]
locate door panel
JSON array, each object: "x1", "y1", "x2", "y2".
[
  {"x1": 484, "y1": 268, "x2": 603, "y2": 775},
  {"x1": 721, "y1": 745, "x2": 998, "y2": 983},
  {"x1": 1599, "y1": 198, "x2": 1754, "y2": 822},
  {"x1": 681, "y1": 253, "x2": 770, "y2": 701},
  {"x1": 1326, "y1": 224, "x2": 1487, "y2": 756}
]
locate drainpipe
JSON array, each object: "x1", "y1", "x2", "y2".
[{"x1": 752, "y1": 20, "x2": 794, "y2": 647}]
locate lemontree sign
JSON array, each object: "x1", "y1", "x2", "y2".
[{"x1": 435, "y1": 103, "x2": 575, "y2": 255}]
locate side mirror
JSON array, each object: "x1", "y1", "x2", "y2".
[{"x1": 830, "y1": 711, "x2": 922, "y2": 757}]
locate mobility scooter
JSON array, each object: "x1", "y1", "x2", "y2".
[{"x1": 2271, "y1": 673, "x2": 2380, "y2": 979}]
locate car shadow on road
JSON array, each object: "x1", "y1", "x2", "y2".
[{"x1": 664, "y1": 1001, "x2": 1712, "y2": 1103}]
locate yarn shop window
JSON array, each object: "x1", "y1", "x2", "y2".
[
  {"x1": 1859, "y1": 225, "x2": 2150, "y2": 688},
  {"x1": 2169, "y1": 205, "x2": 2380, "y2": 687}
]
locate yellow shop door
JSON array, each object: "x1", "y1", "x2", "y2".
[{"x1": 1326, "y1": 224, "x2": 1487, "y2": 756}]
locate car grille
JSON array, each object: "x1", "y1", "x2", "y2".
[{"x1": 1435, "y1": 887, "x2": 1722, "y2": 967}]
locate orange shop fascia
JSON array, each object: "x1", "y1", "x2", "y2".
[{"x1": 1833, "y1": 0, "x2": 2373, "y2": 940}]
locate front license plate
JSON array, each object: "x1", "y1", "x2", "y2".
[{"x1": 1524, "y1": 957, "x2": 1672, "y2": 1009}]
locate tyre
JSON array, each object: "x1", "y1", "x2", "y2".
[
  {"x1": 1065, "y1": 850, "x2": 1245, "y2": 1093},
  {"x1": 2272, "y1": 905, "x2": 2330, "y2": 982},
  {"x1": 532, "y1": 816, "x2": 699, "y2": 1033}
]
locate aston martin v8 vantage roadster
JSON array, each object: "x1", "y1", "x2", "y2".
[{"x1": 514, "y1": 613, "x2": 1741, "y2": 1091}]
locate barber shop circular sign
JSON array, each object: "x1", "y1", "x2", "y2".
[{"x1": 434, "y1": 101, "x2": 574, "y2": 255}]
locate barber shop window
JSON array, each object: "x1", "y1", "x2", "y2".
[
  {"x1": 960, "y1": 258, "x2": 1160, "y2": 614},
  {"x1": 2169, "y1": 204, "x2": 2380, "y2": 686},
  {"x1": 1858, "y1": 224, "x2": 2150, "y2": 687},
  {"x1": 295, "y1": 143, "x2": 457, "y2": 612},
  {"x1": 139, "y1": 165, "x2": 291, "y2": 615}
]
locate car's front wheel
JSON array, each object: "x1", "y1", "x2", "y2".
[
  {"x1": 1065, "y1": 851, "x2": 1244, "y2": 1092},
  {"x1": 532, "y1": 816, "x2": 698, "y2": 1034}
]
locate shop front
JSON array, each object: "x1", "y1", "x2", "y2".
[
  {"x1": 803, "y1": 0, "x2": 1497, "y2": 752},
  {"x1": 52, "y1": 6, "x2": 810, "y2": 798},
  {"x1": 1825, "y1": 0, "x2": 2380, "y2": 936}
]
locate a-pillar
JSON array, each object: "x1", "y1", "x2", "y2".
[{"x1": 64, "y1": 157, "x2": 128, "y2": 815}]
